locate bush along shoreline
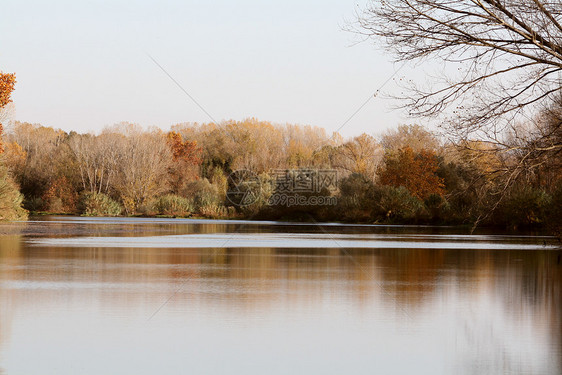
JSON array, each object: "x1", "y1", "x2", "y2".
[{"x1": 22, "y1": 178, "x2": 562, "y2": 238}]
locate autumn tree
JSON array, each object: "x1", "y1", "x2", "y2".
[
  {"x1": 41, "y1": 175, "x2": 78, "y2": 213},
  {"x1": 167, "y1": 131, "x2": 201, "y2": 164},
  {"x1": 0, "y1": 74, "x2": 27, "y2": 220},
  {"x1": 222, "y1": 119, "x2": 284, "y2": 172},
  {"x1": 333, "y1": 133, "x2": 383, "y2": 181},
  {"x1": 379, "y1": 146, "x2": 445, "y2": 200},
  {"x1": 171, "y1": 119, "x2": 333, "y2": 173},
  {"x1": 282, "y1": 123, "x2": 330, "y2": 168},
  {"x1": 0, "y1": 72, "x2": 16, "y2": 154},
  {"x1": 174, "y1": 122, "x2": 236, "y2": 175},
  {"x1": 108, "y1": 124, "x2": 172, "y2": 214},
  {"x1": 381, "y1": 125, "x2": 440, "y2": 153},
  {"x1": 166, "y1": 131, "x2": 202, "y2": 194},
  {"x1": 69, "y1": 132, "x2": 125, "y2": 195},
  {"x1": 7, "y1": 122, "x2": 71, "y2": 200}
]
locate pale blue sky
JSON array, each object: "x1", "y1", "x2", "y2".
[{"x1": 1, "y1": 0, "x2": 414, "y2": 136}]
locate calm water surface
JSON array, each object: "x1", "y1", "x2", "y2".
[{"x1": 0, "y1": 216, "x2": 560, "y2": 374}]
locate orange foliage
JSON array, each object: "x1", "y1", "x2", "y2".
[
  {"x1": 379, "y1": 146, "x2": 445, "y2": 200},
  {"x1": 42, "y1": 176, "x2": 78, "y2": 213},
  {"x1": 0, "y1": 72, "x2": 16, "y2": 154},
  {"x1": 166, "y1": 131, "x2": 202, "y2": 193},
  {"x1": 166, "y1": 131, "x2": 202, "y2": 164}
]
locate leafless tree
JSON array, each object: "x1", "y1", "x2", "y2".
[
  {"x1": 68, "y1": 132, "x2": 125, "y2": 195},
  {"x1": 381, "y1": 124, "x2": 440, "y2": 153},
  {"x1": 355, "y1": 0, "x2": 562, "y2": 144},
  {"x1": 503, "y1": 94, "x2": 562, "y2": 185},
  {"x1": 7, "y1": 122, "x2": 67, "y2": 193},
  {"x1": 333, "y1": 133, "x2": 384, "y2": 181},
  {"x1": 108, "y1": 124, "x2": 172, "y2": 214},
  {"x1": 0, "y1": 103, "x2": 15, "y2": 132}
]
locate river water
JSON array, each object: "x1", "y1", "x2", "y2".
[{"x1": 0, "y1": 216, "x2": 560, "y2": 374}]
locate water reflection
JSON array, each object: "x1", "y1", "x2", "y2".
[{"x1": 0, "y1": 217, "x2": 560, "y2": 375}]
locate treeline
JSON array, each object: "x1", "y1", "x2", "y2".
[{"x1": 0, "y1": 116, "x2": 560, "y2": 231}]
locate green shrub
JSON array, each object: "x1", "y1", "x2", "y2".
[
  {"x1": 496, "y1": 186, "x2": 552, "y2": 227},
  {"x1": 208, "y1": 167, "x2": 228, "y2": 200},
  {"x1": 372, "y1": 185, "x2": 427, "y2": 222},
  {"x1": 79, "y1": 192, "x2": 122, "y2": 217},
  {"x1": 145, "y1": 194, "x2": 194, "y2": 217},
  {"x1": 23, "y1": 196, "x2": 46, "y2": 212},
  {"x1": 46, "y1": 197, "x2": 65, "y2": 214},
  {"x1": 0, "y1": 164, "x2": 28, "y2": 220},
  {"x1": 236, "y1": 173, "x2": 274, "y2": 217},
  {"x1": 424, "y1": 193, "x2": 451, "y2": 222},
  {"x1": 336, "y1": 173, "x2": 375, "y2": 221},
  {"x1": 546, "y1": 186, "x2": 562, "y2": 238},
  {"x1": 183, "y1": 179, "x2": 222, "y2": 209},
  {"x1": 198, "y1": 204, "x2": 233, "y2": 218}
]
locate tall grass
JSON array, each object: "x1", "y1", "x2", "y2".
[
  {"x1": 78, "y1": 192, "x2": 123, "y2": 217},
  {"x1": 143, "y1": 194, "x2": 194, "y2": 217}
]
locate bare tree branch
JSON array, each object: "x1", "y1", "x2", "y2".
[{"x1": 354, "y1": 0, "x2": 562, "y2": 133}]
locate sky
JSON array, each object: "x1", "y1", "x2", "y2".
[{"x1": 0, "y1": 0, "x2": 418, "y2": 137}]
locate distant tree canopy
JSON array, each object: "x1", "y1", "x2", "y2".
[{"x1": 381, "y1": 124, "x2": 439, "y2": 153}]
